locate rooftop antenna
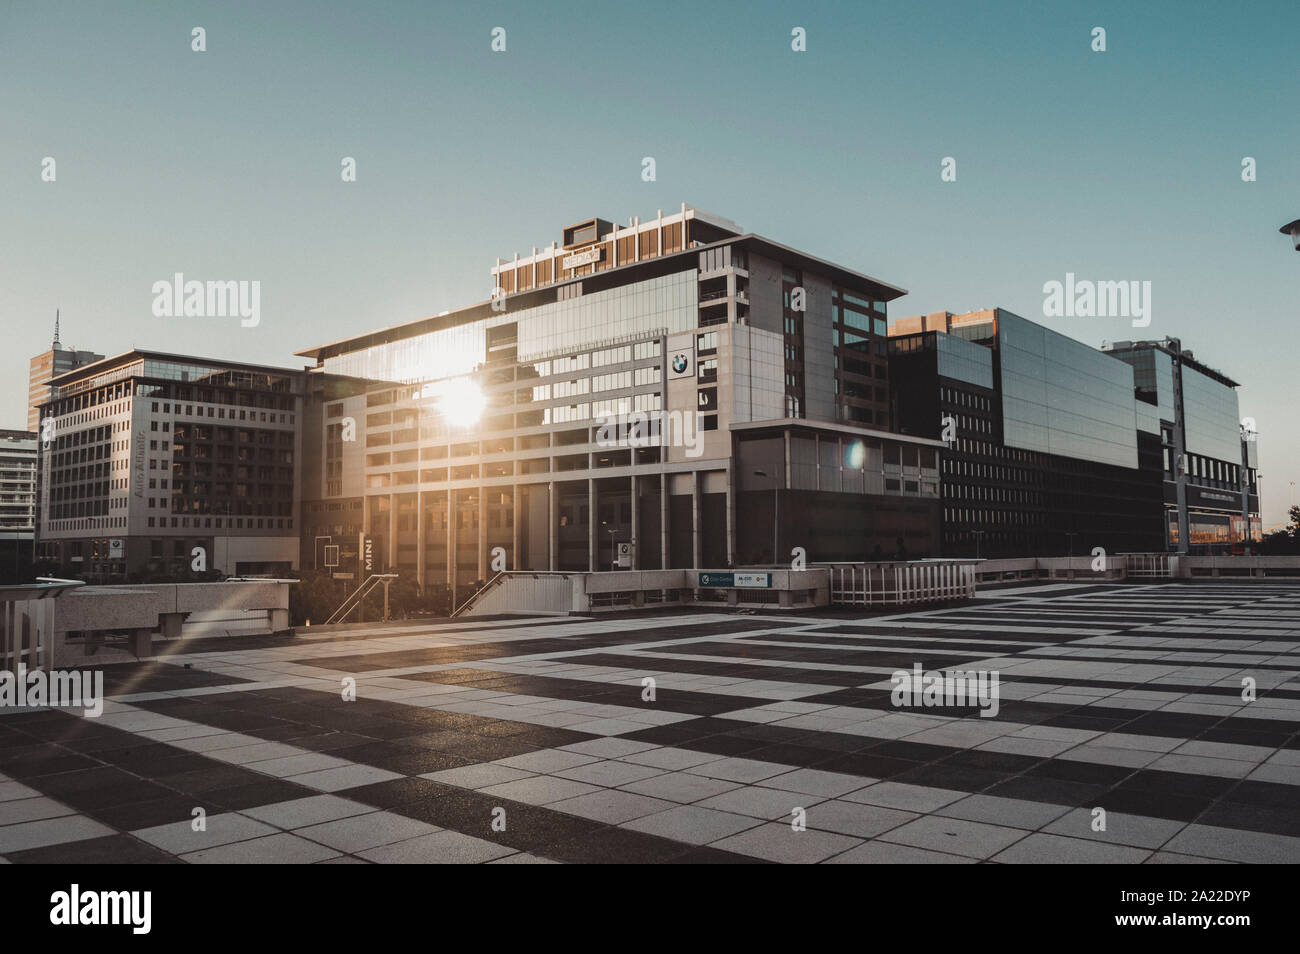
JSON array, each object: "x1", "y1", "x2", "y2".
[{"x1": 53, "y1": 308, "x2": 61, "y2": 350}]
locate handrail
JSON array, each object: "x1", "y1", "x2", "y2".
[
  {"x1": 451, "y1": 571, "x2": 505, "y2": 618},
  {"x1": 326, "y1": 573, "x2": 398, "y2": 625}
]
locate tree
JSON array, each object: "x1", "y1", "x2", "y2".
[{"x1": 1259, "y1": 506, "x2": 1300, "y2": 555}]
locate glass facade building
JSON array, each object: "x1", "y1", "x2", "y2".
[
  {"x1": 889, "y1": 309, "x2": 1167, "y2": 557},
  {"x1": 297, "y1": 205, "x2": 943, "y2": 596},
  {"x1": 1182, "y1": 366, "x2": 1242, "y2": 463},
  {"x1": 997, "y1": 311, "x2": 1139, "y2": 470},
  {"x1": 1104, "y1": 338, "x2": 1258, "y2": 552},
  {"x1": 322, "y1": 271, "x2": 699, "y2": 385}
]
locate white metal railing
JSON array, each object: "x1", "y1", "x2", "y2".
[
  {"x1": 819, "y1": 561, "x2": 976, "y2": 607},
  {"x1": 1121, "y1": 553, "x2": 1173, "y2": 578},
  {"x1": 451, "y1": 571, "x2": 505, "y2": 618},
  {"x1": 454, "y1": 571, "x2": 575, "y2": 617}
]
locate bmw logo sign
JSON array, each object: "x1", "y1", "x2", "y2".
[{"x1": 671, "y1": 353, "x2": 689, "y2": 374}]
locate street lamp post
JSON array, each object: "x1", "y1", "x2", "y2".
[{"x1": 601, "y1": 520, "x2": 617, "y2": 572}]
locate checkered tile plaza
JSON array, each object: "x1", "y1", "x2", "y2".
[{"x1": 3, "y1": 581, "x2": 1299, "y2": 864}]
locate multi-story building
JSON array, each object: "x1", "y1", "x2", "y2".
[
  {"x1": 889, "y1": 310, "x2": 1258, "y2": 556},
  {"x1": 0, "y1": 430, "x2": 37, "y2": 532},
  {"x1": 1103, "y1": 338, "x2": 1260, "y2": 552},
  {"x1": 297, "y1": 204, "x2": 944, "y2": 596},
  {"x1": 0, "y1": 429, "x2": 38, "y2": 579},
  {"x1": 27, "y1": 314, "x2": 103, "y2": 431},
  {"x1": 889, "y1": 309, "x2": 1168, "y2": 557},
  {"x1": 34, "y1": 351, "x2": 305, "y2": 581}
]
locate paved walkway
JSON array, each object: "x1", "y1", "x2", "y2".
[{"x1": 2, "y1": 581, "x2": 1298, "y2": 863}]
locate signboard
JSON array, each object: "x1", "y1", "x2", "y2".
[
  {"x1": 698, "y1": 572, "x2": 770, "y2": 588},
  {"x1": 108, "y1": 539, "x2": 124, "y2": 560},
  {"x1": 361, "y1": 532, "x2": 373, "y2": 573},
  {"x1": 668, "y1": 351, "x2": 693, "y2": 379},
  {"x1": 615, "y1": 542, "x2": 634, "y2": 569},
  {"x1": 562, "y1": 246, "x2": 603, "y2": 270},
  {"x1": 323, "y1": 544, "x2": 340, "y2": 568}
]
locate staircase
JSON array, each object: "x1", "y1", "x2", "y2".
[
  {"x1": 451, "y1": 573, "x2": 504, "y2": 618},
  {"x1": 451, "y1": 572, "x2": 575, "y2": 618},
  {"x1": 326, "y1": 573, "x2": 398, "y2": 624}
]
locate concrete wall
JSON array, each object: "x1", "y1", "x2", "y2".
[{"x1": 48, "y1": 580, "x2": 292, "y2": 667}]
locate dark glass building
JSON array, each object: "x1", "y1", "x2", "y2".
[
  {"x1": 889, "y1": 309, "x2": 1169, "y2": 557},
  {"x1": 1103, "y1": 338, "x2": 1260, "y2": 552}
]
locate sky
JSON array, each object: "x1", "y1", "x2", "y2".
[{"x1": 2, "y1": 0, "x2": 1297, "y2": 525}]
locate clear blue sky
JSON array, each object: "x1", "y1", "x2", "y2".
[{"x1": 2, "y1": 0, "x2": 1297, "y2": 524}]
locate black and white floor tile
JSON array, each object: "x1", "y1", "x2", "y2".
[{"x1": 2, "y1": 581, "x2": 1298, "y2": 863}]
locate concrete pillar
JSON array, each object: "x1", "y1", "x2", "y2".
[
  {"x1": 725, "y1": 462, "x2": 735, "y2": 567},
  {"x1": 588, "y1": 477, "x2": 598, "y2": 572},
  {"x1": 387, "y1": 494, "x2": 397, "y2": 572},
  {"x1": 547, "y1": 481, "x2": 557, "y2": 571},
  {"x1": 477, "y1": 487, "x2": 487, "y2": 580},
  {"x1": 416, "y1": 490, "x2": 426, "y2": 592},
  {"x1": 691, "y1": 471, "x2": 702, "y2": 569},
  {"x1": 447, "y1": 489, "x2": 457, "y2": 590},
  {"x1": 629, "y1": 474, "x2": 639, "y2": 569},
  {"x1": 511, "y1": 483, "x2": 521, "y2": 570},
  {"x1": 660, "y1": 472, "x2": 670, "y2": 569}
]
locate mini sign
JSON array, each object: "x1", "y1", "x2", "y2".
[{"x1": 562, "y1": 246, "x2": 603, "y2": 270}]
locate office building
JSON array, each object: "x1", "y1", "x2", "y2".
[
  {"x1": 34, "y1": 351, "x2": 305, "y2": 581},
  {"x1": 889, "y1": 310, "x2": 1258, "y2": 556},
  {"x1": 297, "y1": 204, "x2": 944, "y2": 595},
  {"x1": 0, "y1": 429, "x2": 38, "y2": 579},
  {"x1": 27, "y1": 312, "x2": 103, "y2": 431},
  {"x1": 1103, "y1": 338, "x2": 1260, "y2": 551},
  {"x1": 0, "y1": 430, "x2": 37, "y2": 532},
  {"x1": 889, "y1": 309, "x2": 1167, "y2": 557}
]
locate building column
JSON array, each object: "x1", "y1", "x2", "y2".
[
  {"x1": 446, "y1": 489, "x2": 457, "y2": 590},
  {"x1": 511, "y1": 483, "x2": 521, "y2": 570},
  {"x1": 660, "y1": 472, "x2": 669, "y2": 569},
  {"x1": 629, "y1": 474, "x2": 639, "y2": 569},
  {"x1": 691, "y1": 470, "x2": 702, "y2": 569},
  {"x1": 725, "y1": 461, "x2": 735, "y2": 567},
  {"x1": 477, "y1": 487, "x2": 487, "y2": 580},
  {"x1": 588, "y1": 477, "x2": 598, "y2": 572},
  {"x1": 416, "y1": 490, "x2": 426, "y2": 592},
  {"x1": 387, "y1": 493, "x2": 397, "y2": 572},
  {"x1": 547, "y1": 481, "x2": 557, "y2": 571}
]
